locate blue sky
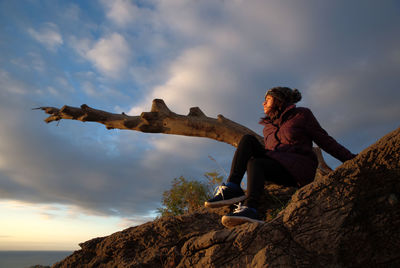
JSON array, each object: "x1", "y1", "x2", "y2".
[{"x1": 0, "y1": 0, "x2": 399, "y2": 250}]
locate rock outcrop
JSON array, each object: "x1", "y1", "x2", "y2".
[{"x1": 53, "y1": 128, "x2": 400, "y2": 268}]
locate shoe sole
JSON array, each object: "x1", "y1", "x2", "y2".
[
  {"x1": 221, "y1": 215, "x2": 264, "y2": 228},
  {"x1": 204, "y1": 195, "x2": 247, "y2": 208}
]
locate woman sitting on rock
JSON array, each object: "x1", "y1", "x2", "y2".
[{"x1": 205, "y1": 87, "x2": 356, "y2": 227}]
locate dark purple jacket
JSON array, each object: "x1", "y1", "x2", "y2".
[{"x1": 260, "y1": 105, "x2": 356, "y2": 186}]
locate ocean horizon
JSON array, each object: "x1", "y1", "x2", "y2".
[{"x1": 0, "y1": 250, "x2": 73, "y2": 268}]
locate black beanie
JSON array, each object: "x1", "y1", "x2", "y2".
[{"x1": 265, "y1": 87, "x2": 302, "y2": 104}]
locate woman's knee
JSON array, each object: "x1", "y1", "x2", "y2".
[{"x1": 239, "y1": 134, "x2": 258, "y2": 146}]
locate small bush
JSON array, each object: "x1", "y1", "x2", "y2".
[{"x1": 157, "y1": 172, "x2": 223, "y2": 217}]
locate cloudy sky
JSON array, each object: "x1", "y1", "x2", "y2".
[{"x1": 1, "y1": 0, "x2": 399, "y2": 250}]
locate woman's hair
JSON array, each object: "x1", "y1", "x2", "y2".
[{"x1": 265, "y1": 87, "x2": 302, "y2": 104}]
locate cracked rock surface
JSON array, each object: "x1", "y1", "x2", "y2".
[{"x1": 53, "y1": 128, "x2": 400, "y2": 268}]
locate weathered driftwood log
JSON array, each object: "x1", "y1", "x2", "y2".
[{"x1": 35, "y1": 98, "x2": 332, "y2": 176}]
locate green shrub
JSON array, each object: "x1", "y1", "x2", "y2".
[{"x1": 157, "y1": 172, "x2": 223, "y2": 217}]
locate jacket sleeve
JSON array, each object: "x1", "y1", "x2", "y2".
[{"x1": 305, "y1": 109, "x2": 356, "y2": 162}]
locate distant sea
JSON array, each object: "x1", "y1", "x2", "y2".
[{"x1": 0, "y1": 251, "x2": 72, "y2": 268}]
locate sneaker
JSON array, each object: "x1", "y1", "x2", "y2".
[
  {"x1": 204, "y1": 183, "x2": 246, "y2": 208},
  {"x1": 221, "y1": 203, "x2": 264, "y2": 228}
]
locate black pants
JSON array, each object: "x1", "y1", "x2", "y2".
[{"x1": 227, "y1": 134, "x2": 297, "y2": 208}]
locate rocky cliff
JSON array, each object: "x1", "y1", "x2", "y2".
[{"x1": 52, "y1": 128, "x2": 400, "y2": 268}]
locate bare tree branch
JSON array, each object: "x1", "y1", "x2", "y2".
[
  {"x1": 35, "y1": 98, "x2": 332, "y2": 177},
  {"x1": 35, "y1": 99, "x2": 261, "y2": 147}
]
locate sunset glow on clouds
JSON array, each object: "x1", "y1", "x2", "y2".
[{"x1": 0, "y1": 0, "x2": 399, "y2": 250}]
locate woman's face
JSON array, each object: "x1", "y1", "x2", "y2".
[{"x1": 263, "y1": 95, "x2": 275, "y2": 114}]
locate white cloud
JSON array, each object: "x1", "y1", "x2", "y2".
[
  {"x1": 71, "y1": 33, "x2": 131, "y2": 78},
  {"x1": 55, "y1": 76, "x2": 75, "y2": 93},
  {"x1": 304, "y1": 58, "x2": 400, "y2": 137},
  {"x1": 81, "y1": 81, "x2": 97, "y2": 97},
  {"x1": 86, "y1": 33, "x2": 131, "y2": 76},
  {"x1": 10, "y1": 52, "x2": 45, "y2": 72},
  {"x1": 10, "y1": 58, "x2": 29, "y2": 70},
  {"x1": 27, "y1": 22, "x2": 63, "y2": 51},
  {"x1": 156, "y1": 0, "x2": 308, "y2": 52},
  {"x1": 46, "y1": 86, "x2": 58, "y2": 96},
  {"x1": 142, "y1": 135, "x2": 204, "y2": 166},
  {"x1": 101, "y1": 0, "x2": 139, "y2": 27},
  {"x1": 127, "y1": 0, "x2": 312, "y2": 120},
  {"x1": 29, "y1": 52, "x2": 46, "y2": 72},
  {"x1": 0, "y1": 70, "x2": 28, "y2": 95},
  {"x1": 150, "y1": 47, "x2": 222, "y2": 111},
  {"x1": 69, "y1": 36, "x2": 92, "y2": 57},
  {"x1": 139, "y1": 133, "x2": 234, "y2": 188},
  {"x1": 128, "y1": 46, "x2": 237, "y2": 117},
  {"x1": 100, "y1": 0, "x2": 157, "y2": 29}
]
